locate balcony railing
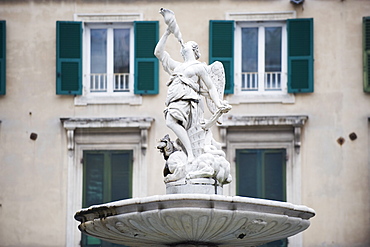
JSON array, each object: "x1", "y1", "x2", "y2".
[
  {"x1": 241, "y1": 72, "x2": 281, "y2": 91},
  {"x1": 241, "y1": 72, "x2": 258, "y2": 91},
  {"x1": 264, "y1": 72, "x2": 281, "y2": 91},
  {"x1": 90, "y1": 73, "x2": 130, "y2": 93}
]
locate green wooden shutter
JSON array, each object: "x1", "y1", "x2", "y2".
[
  {"x1": 236, "y1": 149, "x2": 286, "y2": 202},
  {"x1": 56, "y1": 21, "x2": 82, "y2": 95},
  {"x1": 83, "y1": 152, "x2": 105, "y2": 207},
  {"x1": 82, "y1": 150, "x2": 132, "y2": 247},
  {"x1": 209, "y1": 20, "x2": 234, "y2": 94},
  {"x1": 111, "y1": 151, "x2": 132, "y2": 200},
  {"x1": 134, "y1": 21, "x2": 159, "y2": 95},
  {"x1": 287, "y1": 18, "x2": 314, "y2": 93},
  {"x1": 83, "y1": 150, "x2": 133, "y2": 207},
  {"x1": 363, "y1": 17, "x2": 370, "y2": 92},
  {"x1": 263, "y1": 150, "x2": 286, "y2": 201},
  {"x1": 0, "y1": 21, "x2": 5, "y2": 95},
  {"x1": 236, "y1": 149, "x2": 287, "y2": 247},
  {"x1": 236, "y1": 149, "x2": 259, "y2": 198}
]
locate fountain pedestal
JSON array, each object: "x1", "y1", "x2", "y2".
[{"x1": 166, "y1": 178, "x2": 223, "y2": 195}]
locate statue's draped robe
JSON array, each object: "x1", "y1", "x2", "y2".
[{"x1": 161, "y1": 51, "x2": 203, "y2": 130}]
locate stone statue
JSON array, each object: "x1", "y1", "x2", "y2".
[{"x1": 155, "y1": 8, "x2": 232, "y2": 188}]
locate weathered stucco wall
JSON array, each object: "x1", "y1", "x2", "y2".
[{"x1": 0, "y1": 0, "x2": 369, "y2": 246}]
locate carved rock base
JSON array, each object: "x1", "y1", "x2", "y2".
[
  {"x1": 166, "y1": 178, "x2": 223, "y2": 195},
  {"x1": 75, "y1": 194, "x2": 315, "y2": 247}
]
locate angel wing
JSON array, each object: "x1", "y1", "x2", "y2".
[
  {"x1": 204, "y1": 61, "x2": 225, "y2": 115},
  {"x1": 199, "y1": 61, "x2": 231, "y2": 130}
]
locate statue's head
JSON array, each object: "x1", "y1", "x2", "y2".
[{"x1": 181, "y1": 41, "x2": 201, "y2": 60}]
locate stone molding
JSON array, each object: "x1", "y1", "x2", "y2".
[
  {"x1": 74, "y1": 13, "x2": 143, "y2": 22},
  {"x1": 221, "y1": 115, "x2": 307, "y2": 127},
  {"x1": 220, "y1": 115, "x2": 308, "y2": 154},
  {"x1": 226, "y1": 11, "x2": 296, "y2": 21},
  {"x1": 60, "y1": 117, "x2": 154, "y2": 153}
]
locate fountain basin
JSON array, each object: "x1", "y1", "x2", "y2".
[{"x1": 75, "y1": 194, "x2": 315, "y2": 246}]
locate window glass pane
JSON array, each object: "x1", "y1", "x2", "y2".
[
  {"x1": 265, "y1": 27, "x2": 282, "y2": 72},
  {"x1": 114, "y1": 29, "x2": 130, "y2": 73},
  {"x1": 242, "y1": 28, "x2": 258, "y2": 72},
  {"x1": 90, "y1": 29, "x2": 107, "y2": 74}
]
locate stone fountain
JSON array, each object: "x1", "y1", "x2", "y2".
[{"x1": 74, "y1": 8, "x2": 315, "y2": 247}]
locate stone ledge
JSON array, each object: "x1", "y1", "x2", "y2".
[
  {"x1": 221, "y1": 115, "x2": 308, "y2": 127},
  {"x1": 61, "y1": 117, "x2": 154, "y2": 129}
]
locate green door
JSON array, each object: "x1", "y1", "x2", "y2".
[
  {"x1": 236, "y1": 149, "x2": 287, "y2": 247},
  {"x1": 82, "y1": 150, "x2": 133, "y2": 247}
]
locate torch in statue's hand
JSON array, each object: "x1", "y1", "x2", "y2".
[{"x1": 159, "y1": 8, "x2": 183, "y2": 46}]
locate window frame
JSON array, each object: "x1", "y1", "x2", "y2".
[
  {"x1": 73, "y1": 13, "x2": 143, "y2": 105},
  {"x1": 85, "y1": 23, "x2": 134, "y2": 95},
  {"x1": 76, "y1": 22, "x2": 142, "y2": 105},
  {"x1": 231, "y1": 21, "x2": 294, "y2": 103},
  {"x1": 224, "y1": 11, "x2": 296, "y2": 104},
  {"x1": 61, "y1": 117, "x2": 153, "y2": 247},
  {"x1": 237, "y1": 22, "x2": 287, "y2": 93},
  {"x1": 219, "y1": 114, "x2": 307, "y2": 247}
]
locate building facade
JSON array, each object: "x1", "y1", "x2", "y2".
[{"x1": 0, "y1": 0, "x2": 369, "y2": 246}]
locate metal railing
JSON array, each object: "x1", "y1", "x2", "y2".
[
  {"x1": 264, "y1": 72, "x2": 281, "y2": 91},
  {"x1": 241, "y1": 72, "x2": 258, "y2": 91},
  {"x1": 241, "y1": 72, "x2": 281, "y2": 91},
  {"x1": 114, "y1": 73, "x2": 130, "y2": 92},
  {"x1": 90, "y1": 73, "x2": 130, "y2": 92}
]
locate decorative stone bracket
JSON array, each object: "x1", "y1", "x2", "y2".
[
  {"x1": 219, "y1": 115, "x2": 308, "y2": 154},
  {"x1": 61, "y1": 117, "x2": 154, "y2": 155}
]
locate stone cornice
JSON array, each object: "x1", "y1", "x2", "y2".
[
  {"x1": 74, "y1": 13, "x2": 143, "y2": 22},
  {"x1": 219, "y1": 115, "x2": 308, "y2": 153},
  {"x1": 221, "y1": 115, "x2": 308, "y2": 127},
  {"x1": 61, "y1": 117, "x2": 154, "y2": 129},
  {"x1": 60, "y1": 117, "x2": 154, "y2": 153},
  {"x1": 226, "y1": 11, "x2": 296, "y2": 21}
]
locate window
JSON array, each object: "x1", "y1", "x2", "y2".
[
  {"x1": 61, "y1": 117, "x2": 154, "y2": 246},
  {"x1": 209, "y1": 14, "x2": 314, "y2": 103},
  {"x1": 87, "y1": 24, "x2": 132, "y2": 94},
  {"x1": 219, "y1": 115, "x2": 308, "y2": 247},
  {"x1": 234, "y1": 21, "x2": 290, "y2": 102},
  {"x1": 56, "y1": 17, "x2": 159, "y2": 105},
  {"x1": 239, "y1": 23, "x2": 286, "y2": 92},
  {"x1": 82, "y1": 150, "x2": 132, "y2": 247},
  {"x1": 236, "y1": 148, "x2": 287, "y2": 247}
]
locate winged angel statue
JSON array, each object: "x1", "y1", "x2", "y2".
[{"x1": 155, "y1": 8, "x2": 232, "y2": 185}]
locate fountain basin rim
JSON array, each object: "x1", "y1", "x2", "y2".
[{"x1": 75, "y1": 194, "x2": 315, "y2": 223}]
